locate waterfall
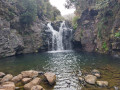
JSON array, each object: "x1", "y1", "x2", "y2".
[{"x1": 47, "y1": 21, "x2": 73, "y2": 51}]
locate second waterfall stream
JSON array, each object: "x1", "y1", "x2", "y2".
[{"x1": 47, "y1": 21, "x2": 73, "y2": 51}]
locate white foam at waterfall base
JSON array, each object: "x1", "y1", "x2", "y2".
[{"x1": 47, "y1": 21, "x2": 73, "y2": 51}]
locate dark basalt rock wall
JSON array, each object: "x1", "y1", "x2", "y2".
[
  {"x1": 0, "y1": 0, "x2": 48, "y2": 58},
  {"x1": 73, "y1": 0, "x2": 120, "y2": 56}
]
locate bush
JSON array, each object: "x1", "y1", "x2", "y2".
[
  {"x1": 115, "y1": 32, "x2": 120, "y2": 37},
  {"x1": 72, "y1": 16, "x2": 79, "y2": 30},
  {"x1": 102, "y1": 42, "x2": 108, "y2": 51},
  {"x1": 19, "y1": 0, "x2": 37, "y2": 25}
]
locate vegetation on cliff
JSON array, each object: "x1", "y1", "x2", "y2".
[
  {"x1": 0, "y1": 0, "x2": 61, "y2": 26},
  {"x1": 66, "y1": 0, "x2": 120, "y2": 55}
]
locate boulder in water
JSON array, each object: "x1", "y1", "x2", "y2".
[
  {"x1": 22, "y1": 78, "x2": 32, "y2": 84},
  {"x1": 91, "y1": 69, "x2": 101, "y2": 78},
  {"x1": 1, "y1": 82, "x2": 15, "y2": 90},
  {"x1": 79, "y1": 77, "x2": 84, "y2": 82},
  {"x1": 12, "y1": 74, "x2": 22, "y2": 83},
  {"x1": 24, "y1": 77, "x2": 41, "y2": 90},
  {"x1": 31, "y1": 85, "x2": 45, "y2": 90},
  {"x1": 0, "y1": 72, "x2": 5, "y2": 78},
  {"x1": 44, "y1": 72, "x2": 56, "y2": 85},
  {"x1": 21, "y1": 70, "x2": 38, "y2": 78},
  {"x1": 96, "y1": 81, "x2": 108, "y2": 87},
  {"x1": 1, "y1": 74, "x2": 13, "y2": 83},
  {"x1": 84, "y1": 75, "x2": 97, "y2": 85}
]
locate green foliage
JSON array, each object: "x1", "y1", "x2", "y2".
[
  {"x1": 102, "y1": 42, "x2": 108, "y2": 51},
  {"x1": 97, "y1": 17, "x2": 107, "y2": 39},
  {"x1": 56, "y1": 15, "x2": 65, "y2": 21},
  {"x1": 19, "y1": 0, "x2": 37, "y2": 25},
  {"x1": 80, "y1": 29, "x2": 83, "y2": 38},
  {"x1": 72, "y1": 16, "x2": 79, "y2": 30},
  {"x1": 115, "y1": 32, "x2": 120, "y2": 37},
  {"x1": 17, "y1": 0, "x2": 60, "y2": 26},
  {"x1": 36, "y1": 0, "x2": 60, "y2": 21}
]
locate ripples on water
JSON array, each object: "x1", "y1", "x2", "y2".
[{"x1": 0, "y1": 50, "x2": 120, "y2": 90}]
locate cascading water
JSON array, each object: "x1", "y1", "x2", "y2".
[{"x1": 47, "y1": 21, "x2": 73, "y2": 51}]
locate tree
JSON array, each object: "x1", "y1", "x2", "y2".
[{"x1": 18, "y1": 0, "x2": 37, "y2": 25}]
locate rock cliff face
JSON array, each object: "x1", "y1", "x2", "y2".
[
  {"x1": 0, "y1": 18, "x2": 24, "y2": 57},
  {"x1": 73, "y1": 0, "x2": 120, "y2": 56},
  {"x1": 0, "y1": 16, "x2": 46, "y2": 58},
  {"x1": 0, "y1": 0, "x2": 60, "y2": 58}
]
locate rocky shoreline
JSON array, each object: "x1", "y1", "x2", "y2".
[
  {"x1": 0, "y1": 70, "x2": 56, "y2": 90},
  {"x1": 0, "y1": 69, "x2": 119, "y2": 90}
]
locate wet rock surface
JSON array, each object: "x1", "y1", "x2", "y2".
[
  {"x1": 12, "y1": 74, "x2": 22, "y2": 83},
  {"x1": 1, "y1": 74, "x2": 13, "y2": 83},
  {"x1": 96, "y1": 81, "x2": 109, "y2": 87},
  {"x1": 21, "y1": 70, "x2": 38, "y2": 78},
  {"x1": 44, "y1": 72, "x2": 56, "y2": 85},
  {"x1": 31, "y1": 85, "x2": 45, "y2": 90},
  {"x1": 24, "y1": 77, "x2": 41, "y2": 90},
  {"x1": 84, "y1": 75, "x2": 97, "y2": 84},
  {"x1": 0, "y1": 72, "x2": 5, "y2": 78},
  {"x1": 1, "y1": 82, "x2": 15, "y2": 90},
  {"x1": 22, "y1": 78, "x2": 32, "y2": 84}
]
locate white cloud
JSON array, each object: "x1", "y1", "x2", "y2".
[{"x1": 49, "y1": 0, "x2": 75, "y2": 16}]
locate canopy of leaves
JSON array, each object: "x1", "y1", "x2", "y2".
[
  {"x1": 18, "y1": 0, "x2": 37, "y2": 25},
  {"x1": 16, "y1": 0, "x2": 61, "y2": 26},
  {"x1": 65, "y1": 0, "x2": 110, "y2": 15}
]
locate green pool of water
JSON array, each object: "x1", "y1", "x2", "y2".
[{"x1": 0, "y1": 50, "x2": 120, "y2": 90}]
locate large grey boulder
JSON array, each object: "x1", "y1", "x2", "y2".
[
  {"x1": 0, "y1": 72, "x2": 5, "y2": 78},
  {"x1": 21, "y1": 70, "x2": 38, "y2": 78},
  {"x1": 11, "y1": 74, "x2": 22, "y2": 83},
  {"x1": 44, "y1": 72, "x2": 56, "y2": 85},
  {"x1": 84, "y1": 75, "x2": 97, "y2": 85},
  {"x1": 1, "y1": 74, "x2": 13, "y2": 83},
  {"x1": 24, "y1": 77, "x2": 41, "y2": 90},
  {"x1": 1, "y1": 82, "x2": 15, "y2": 90},
  {"x1": 22, "y1": 78, "x2": 32, "y2": 84}
]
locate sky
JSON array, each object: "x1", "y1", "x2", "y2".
[{"x1": 49, "y1": 0, "x2": 75, "y2": 16}]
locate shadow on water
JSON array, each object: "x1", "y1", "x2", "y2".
[{"x1": 0, "y1": 51, "x2": 120, "y2": 90}]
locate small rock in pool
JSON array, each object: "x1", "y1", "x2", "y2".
[
  {"x1": 94, "y1": 73, "x2": 101, "y2": 78},
  {"x1": 31, "y1": 85, "x2": 45, "y2": 90},
  {"x1": 22, "y1": 78, "x2": 32, "y2": 84},
  {"x1": 79, "y1": 77, "x2": 84, "y2": 82},
  {"x1": 91, "y1": 69, "x2": 101, "y2": 77},
  {"x1": 96, "y1": 81, "x2": 108, "y2": 87},
  {"x1": 114, "y1": 86, "x2": 119, "y2": 90},
  {"x1": 91, "y1": 69, "x2": 100, "y2": 74},
  {"x1": 44, "y1": 72, "x2": 56, "y2": 85},
  {"x1": 0, "y1": 72, "x2": 5, "y2": 78},
  {"x1": 84, "y1": 75, "x2": 97, "y2": 85}
]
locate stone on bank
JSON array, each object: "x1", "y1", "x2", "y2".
[
  {"x1": 0, "y1": 72, "x2": 5, "y2": 78},
  {"x1": 21, "y1": 70, "x2": 38, "y2": 78},
  {"x1": 1, "y1": 74, "x2": 13, "y2": 83}
]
